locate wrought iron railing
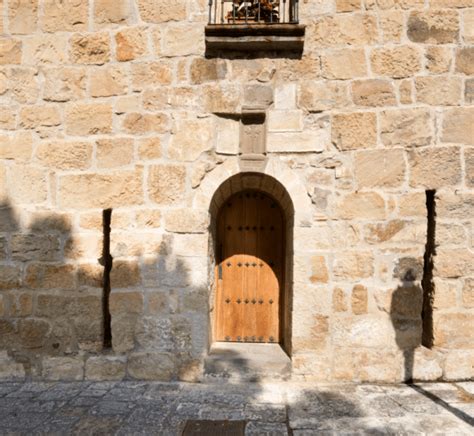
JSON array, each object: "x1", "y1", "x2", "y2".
[{"x1": 208, "y1": 0, "x2": 300, "y2": 25}]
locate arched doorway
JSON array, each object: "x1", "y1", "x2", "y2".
[{"x1": 209, "y1": 173, "x2": 294, "y2": 355}]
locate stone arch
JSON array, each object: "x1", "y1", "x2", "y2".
[{"x1": 194, "y1": 157, "x2": 311, "y2": 357}]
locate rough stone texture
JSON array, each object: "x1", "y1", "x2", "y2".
[
  {"x1": 415, "y1": 76, "x2": 462, "y2": 106},
  {"x1": 354, "y1": 149, "x2": 405, "y2": 188},
  {"x1": 352, "y1": 79, "x2": 396, "y2": 106},
  {"x1": 321, "y1": 48, "x2": 367, "y2": 79},
  {"x1": 148, "y1": 165, "x2": 186, "y2": 205},
  {"x1": 455, "y1": 47, "x2": 474, "y2": 75},
  {"x1": 115, "y1": 27, "x2": 148, "y2": 62},
  {"x1": 332, "y1": 112, "x2": 377, "y2": 150},
  {"x1": 441, "y1": 107, "x2": 474, "y2": 144},
  {"x1": 407, "y1": 10, "x2": 460, "y2": 44},
  {"x1": 41, "y1": 0, "x2": 88, "y2": 32},
  {"x1": 70, "y1": 33, "x2": 111, "y2": 65},
  {"x1": 371, "y1": 46, "x2": 421, "y2": 78},
  {"x1": 66, "y1": 103, "x2": 112, "y2": 135}
]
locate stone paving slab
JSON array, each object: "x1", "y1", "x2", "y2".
[{"x1": 0, "y1": 381, "x2": 472, "y2": 435}]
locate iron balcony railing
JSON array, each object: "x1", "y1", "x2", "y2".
[{"x1": 208, "y1": 0, "x2": 300, "y2": 25}]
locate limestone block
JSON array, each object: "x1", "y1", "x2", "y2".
[
  {"x1": 70, "y1": 33, "x2": 111, "y2": 65},
  {"x1": 25, "y1": 264, "x2": 75, "y2": 289},
  {"x1": 8, "y1": 0, "x2": 38, "y2": 34},
  {"x1": 312, "y1": 13, "x2": 378, "y2": 46},
  {"x1": 0, "y1": 39, "x2": 22, "y2": 65},
  {"x1": 365, "y1": 0, "x2": 424, "y2": 9},
  {"x1": 19, "y1": 105, "x2": 61, "y2": 129},
  {"x1": 169, "y1": 117, "x2": 213, "y2": 161},
  {"x1": 131, "y1": 62, "x2": 172, "y2": 90},
  {"x1": 331, "y1": 112, "x2": 377, "y2": 150},
  {"x1": 243, "y1": 85, "x2": 273, "y2": 107},
  {"x1": 41, "y1": 0, "x2": 88, "y2": 32},
  {"x1": 162, "y1": 24, "x2": 203, "y2": 57},
  {"x1": 94, "y1": 0, "x2": 131, "y2": 28},
  {"x1": 0, "y1": 106, "x2": 16, "y2": 130},
  {"x1": 380, "y1": 108, "x2": 433, "y2": 148},
  {"x1": 215, "y1": 116, "x2": 239, "y2": 155},
  {"x1": 407, "y1": 10, "x2": 459, "y2": 44},
  {"x1": 136, "y1": 210, "x2": 162, "y2": 229},
  {"x1": 89, "y1": 66, "x2": 128, "y2": 97},
  {"x1": 336, "y1": 0, "x2": 361, "y2": 12},
  {"x1": 59, "y1": 169, "x2": 144, "y2": 208},
  {"x1": 441, "y1": 107, "x2": 474, "y2": 144},
  {"x1": 268, "y1": 130, "x2": 329, "y2": 153},
  {"x1": 355, "y1": 149, "x2": 406, "y2": 188},
  {"x1": 8, "y1": 165, "x2": 48, "y2": 204},
  {"x1": 0, "y1": 265, "x2": 21, "y2": 290},
  {"x1": 9, "y1": 294, "x2": 33, "y2": 320},
  {"x1": 310, "y1": 256, "x2": 329, "y2": 284},
  {"x1": 0, "y1": 70, "x2": 7, "y2": 94},
  {"x1": 333, "y1": 252, "x2": 375, "y2": 279},
  {"x1": 333, "y1": 288, "x2": 348, "y2": 312},
  {"x1": 275, "y1": 84, "x2": 296, "y2": 110},
  {"x1": 436, "y1": 222, "x2": 466, "y2": 246},
  {"x1": 173, "y1": 234, "x2": 208, "y2": 257},
  {"x1": 148, "y1": 165, "x2": 186, "y2": 205},
  {"x1": 430, "y1": 0, "x2": 473, "y2": 6},
  {"x1": 122, "y1": 113, "x2": 170, "y2": 135},
  {"x1": 190, "y1": 58, "x2": 227, "y2": 84},
  {"x1": 64, "y1": 234, "x2": 102, "y2": 261},
  {"x1": 11, "y1": 234, "x2": 61, "y2": 261},
  {"x1": 115, "y1": 27, "x2": 148, "y2": 62},
  {"x1": 379, "y1": 11, "x2": 404, "y2": 43},
  {"x1": 409, "y1": 146, "x2": 461, "y2": 188},
  {"x1": 23, "y1": 34, "x2": 68, "y2": 65},
  {"x1": 463, "y1": 9, "x2": 474, "y2": 43},
  {"x1": 137, "y1": 0, "x2": 187, "y2": 23},
  {"x1": 398, "y1": 80, "x2": 413, "y2": 104},
  {"x1": 462, "y1": 278, "x2": 474, "y2": 308},
  {"x1": 443, "y1": 350, "x2": 474, "y2": 381},
  {"x1": 352, "y1": 79, "x2": 396, "y2": 107},
  {"x1": 42, "y1": 356, "x2": 84, "y2": 381},
  {"x1": 298, "y1": 81, "x2": 350, "y2": 112},
  {"x1": 165, "y1": 209, "x2": 209, "y2": 233},
  {"x1": 410, "y1": 347, "x2": 443, "y2": 381},
  {"x1": 203, "y1": 83, "x2": 242, "y2": 114},
  {"x1": 432, "y1": 278, "x2": 457, "y2": 310},
  {"x1": 0, "y1": 351, "x2": 25, "y2": 380},
  {"x1": 466, "y1": 78, "x2": 474, "y2": 103},
  {"x1": 364, "y1": 220, "x2": 425, "y2": 245},
  {"x1": 465, "y1": 147, "x2": 474, "y2": 187},
  {"x1": 66, "y1": 103, "x2": 112, "y2": 135},
  {"x1": 321, "y1": 48, "x2": 367, "y2": 79},
  {"x1": 127, "y1": 352, "x2": 175, "y2": 380},
  {"x1": 85, "y1": 356, "x2": 126, "y2": 381},
  {"x1": 110, "y1": 291, "x2": 144, "y2": 316},
  {"x1": 294, "y1": 226, "x2": 331, "y2": 252},
  {"x1": 43, "y1": 67, "x2": 86, "y2": 102},
  {"x1": 0, "y1": 132, "x2": 33, "y2": 161},
  {"x1": 96, "y1": 138, "x2": 134, "y2": 168},
  {"x1": 336, "y1": 192, "x2": 386, "y2": 220},
  {"x1": 436, "y1": 191, "x2": 474, "y2": 219},
  {"x1": 268, "y1": 110, "x2": 303, "y2": 132},
  {"x1": 351, "y1": 284, "x2": 368, "y2": 315},
  {"x1": 425, "y1": 46, "x2": 452, "y2": 73},
  {"x1": 455, "y1": 47, "x2": 474, "y2": 75},
  {"x1": 138, "y1": 138, "x2": 162, "y2": 160},
  {"x1": 371, "y1": 46, "x2": 421, "y2": 79},
  {"x1": 415, "y1": 76, "x2": 462, "y2": 106},
  {"x1": 435, "y1": 248, "x2": 474, "y2": 278},
  {"x1": 433, "y1": 312, "x2": 474, "y2": 348},
  {"x1": 10, "y1": 67, "x2": 39, "y2": 104},
  {"x1": 115, "y1": 95, "x2": 141, "y2": 115}
]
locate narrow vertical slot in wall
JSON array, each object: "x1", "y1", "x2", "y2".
[
  {"x1": 102, "y1": 209, "x2": 113, "y2": 349},
  {"x1": 421, "y1": 190, "x2": 436, "y2": 348}
]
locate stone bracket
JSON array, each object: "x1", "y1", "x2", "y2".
[{"x1": 239, "y1": 107, "x2": 267, "y2": 172}]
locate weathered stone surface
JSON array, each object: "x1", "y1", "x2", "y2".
[
  {"x1": 137, "y1": 0, "x2": 187, "y2": 23},
  {"x1": 352, "y1": 79, "x2": 396, "y2": 106},
  {"x1": 333, "y1": 252, "x2": 375, "y2": 279},
  {"x1": 434, "y1": 313, "x2": 474, "y2": 348},
  {"x1": 89, "y1": 66, "x2": 128, "y2": 97},
  {"x1": 464, "y1": 8, "x2": 474, "y2": 43},
  {"x1": 455, "y1": 47, "x2": 474, "y2": 75},
  {"x1": 25, "y1": 263, "x2": 75, "y2": 289},
  {"x1": 122, "y1": 113, "x2": 170, "y2": 135},
  {"x1": 19, "y1": 105, "x2": 61, "y2": 129},
  {"x1": 0, "y1": 39, "x2": 22, "y2": 65},
  {"x1": 162, "y1": 24, "x2": 203, "y2": 57},
  {"x1": 441, "y1": 107, "x2": 474, "y2": 144},
  {"x1": 169, "y1": 117, "x2": 213, "y2": 161},
  {"x1": 215, "y1": 116, "x2": 239, "y2": 155},
  {"x1": 355, "y1": 149, "x2": 405, "y2": 188},
  {"x1": 9, "y1": 67, "x2": 39, "y2": 103},
  {"x1": 96, "y1": 138, "x2": 134, "y2": 168},
  {"x1": 336, "y1": 192, "x2": 386, "y2": 220},
  {"x1": 371, "y1": 46, "x2": 421, "y2": 78},
  {"x1": 425, "y1": 46, "x2": 452, "y2": 73},
  {"x1": 462, "y1": 278, "x2": 474, "y2": 308},
  {"x1": 203, "y1": 83, "x2": 242, "y2": 114},
  {"x1": 42, "y1": 356, "x2": 84, "y2": 380},
  {"x1": 70, "y1": 33, "x2": 111, "y2": 65},
  {"x1": 138, "y1": 137, "x2": 162, "y2": 160},
  {"x1": 41, "y1": 0, "x2": 88, "y2": 32},
  {"x1": 380, "y1": 108, "x2": 432, "y2": 147},
  {"x1": 0, "y1": 351, "x2": 25, "y2": 380},
  {"x1": 435, "y1": 248, "x2": 474, "y2": 278},
  {"x1": 351, "y1": 284, "x2": 368, "y2": 315},
  {"x1": 411, "y1": 347, "x2": 443, "y2": 381},
  {"x1": 8, "y1": 165, "x2": 48, "y2": 204},
  {"x1": 465, "y1": 147, "x2": 474, "y2": 187},
  {"x1": 43, "y1": 67, "x2": 86, "y2": 102},
  {"x1": 415, "y1": 76, "x2": 462, "y2": 106},
  {"x1": 11, "y1": 234, "x2": 61, "y2": 261},
  {"x1": 148, "y1": 165, "x2": 186, "y2": 205},
  {"x1": 94, "y1": 0, "x2": 131, "y2": 28},
  {"x1": 321, "y1": 48, "x2": 367, "y2": 79},
  {"x1": 268, "y1": 129, "x2": 329, "y2": 153},
  {"x1": 298, "y1": 81, "x2": 350, "y2": 112},
  {"x1": 0, "y1": 132, "x2": 33, "y2": 161},
  {"x1": 379, "y1": 10, "x2": 404, "y2": 43},
  {"x1": 8, "y1": 0, "x2": 38, "y2": 34},
  {"x1": 444, "y1": 350, "x2": 474, "y2": 380},
  {"x1": 85, "y1": 356, "x2": 126, "y2": 381},
  {"x1": 131, "y1": 62, "x2": 172, "y2": 90},
  {"x1": 310, "y1": 256, "x2": 329, "y2": 284},
  {"x1": 336, "y1": 0, "x2": 361, "y2": 12},
  {"x1": 115, "y1": 27, "x2": 148, "y2": 61},
  {"x1": 59, "y1": 169, "x2": 144, "y2": 208},
  {"x1": 466, "y1": 78, "x2": 474, "y2": 103},
  {"x1": 18, "y1": 318, "x2": 50, "y2": 348},
  {"x1": 66, "y1": 103, "x2": 112, "y2": 135},
  {"x1": 127, "y1": 352, "x2": 175, "y2": 380},
  {"x1": 332, "y1": 112, "x2": 377, "y2": 150},
  {"x1": 409, "y1": 146, "x2": 461, "y2": 188},
  {"x1": 165, "y1": 209, "x2": 209, "y2": 233},
  {"x1": 0, "y1": 265, "x2": 21, "y2": 290},
  {"x1": 333, "y1": 288, "x2": 348, "y2": 312},
  {"x1": 190, "y1": 58, "x2": 227, "y2": 84},
  {"x1": 408, "y1": 10, "x2": 459, "y2": 44},
  {"x1": 23, "y1": 34, "x2": 68, "y2": 65}
]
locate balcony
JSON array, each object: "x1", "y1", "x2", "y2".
[{"x1": 205, "y1": 0, "x2": 305, "y2": 54}]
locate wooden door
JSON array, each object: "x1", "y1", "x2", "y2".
[{"x1": 215, "y1": 190, "x2": 284, "y2": 343}]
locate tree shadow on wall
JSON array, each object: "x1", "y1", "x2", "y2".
[{"x1": 0, "y1": 199, "x2": 207, "y2": 380}]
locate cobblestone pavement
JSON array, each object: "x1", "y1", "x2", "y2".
[{"x1": 0, "y1": 381, "x2": 472, "y2": 435}]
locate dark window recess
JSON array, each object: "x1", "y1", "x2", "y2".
[
  {"x1": 421, "y1": 190, "x2": 436, "y2": 348},
  {"x1": 206, "y1": 1, "x2": 305, "y2": 53},
  {"x1": 100, "y1": 209, "x2": 113, "y2": 349}
]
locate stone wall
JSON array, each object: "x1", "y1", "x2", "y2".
[{"x1": 0, "y1": 0, "x2": 472, "y2": 382}]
